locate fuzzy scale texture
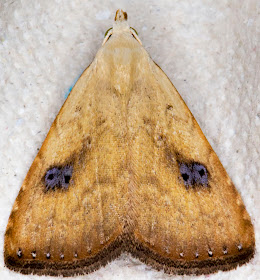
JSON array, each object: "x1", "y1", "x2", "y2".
[{"x1": 0, "y1": 1, "x2": 259, "y2": 280}]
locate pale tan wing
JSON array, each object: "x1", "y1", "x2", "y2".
[
  {"x1": 4, "y1": 51, "x2": 128, "y2": 276},
  {"x1": 128, "y1": 51, "x2": 255, "y2": 274}
]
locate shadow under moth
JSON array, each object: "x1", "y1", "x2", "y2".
[{"x1": 4, "y1": 9, "x2": 255, "y2": 277}]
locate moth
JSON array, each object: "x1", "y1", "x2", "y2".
[{"x1": 4, "y1": 9, "x2": 255, "y2": 277}]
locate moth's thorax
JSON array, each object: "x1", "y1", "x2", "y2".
[
  {"x1": 98, "y1": 32, "x2": 147, "y2": 101},
  {"x1": 112, "y1": 21, "x2": 130, "y2": 33},
  {"x1": 103, "y1": 31, "x2": 142, "y2": 50}
]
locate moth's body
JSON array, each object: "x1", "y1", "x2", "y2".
[{"x1": 4, "y1": 10, "x2": 254, "y2": 276}]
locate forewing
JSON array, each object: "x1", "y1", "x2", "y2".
[
  {"x1": 4, "y1": 58, "x2": 127, "y2": 276},
  {"x1": 129, "y1": 57, "x2": 255, "y2": 274}
]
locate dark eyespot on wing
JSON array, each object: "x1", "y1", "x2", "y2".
[
  {"x1": 44, "y1": 165, "x2": 73, "y2": 191},
  {"x1": 45, "y1": 167, "x2": 61, "y2": 190},
  {"x1": 192, "y1": 163, "x2": 208, "y2": 186},
  {"x1": 61, "y1": 165, "x2": 73, "y2": 189},
  {"x1": 179, "y1": 161, "x2": 209, "y2": 188},
  {"x1": 179, "y1": 163, "x2": 193, "y2": 186}
]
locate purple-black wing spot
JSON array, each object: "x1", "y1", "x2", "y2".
[
  {"x1": 61, "y1": 165, "x2": 73, "y2": 189},
  {"x1": 179, "y1": 162, "x2": 208, "y2": 188},
  {"x1": 192, "y1": 163, "x2": 208, "y2": 186},
  {"x1": 45, "y1": 167, "x2": 61, "y2": 190},
  {"x1": 179, "y1": 163, "x2": 193, "y2": 186},
  {"x1": 44, "y1": 165, "x2": 73, "y2": 191}
]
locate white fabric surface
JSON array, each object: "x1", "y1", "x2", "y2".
[{"x1": 0, "y1": 0, "x2": 259, "y2": 279}]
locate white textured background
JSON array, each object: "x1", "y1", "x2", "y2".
[{"x1": 0, "y1": 0, "x2": 259, "y2": 279}]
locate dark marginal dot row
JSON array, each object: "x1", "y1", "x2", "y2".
[
  {"x1": 16, "y1": 244, "x2": 244, "y2": 259},
  {"x1": 45, "y1": 165, "x2": 73, "y2": 191},
  {"x1": 179, "y1": 162, "x2": 208, "y2": 187},
  {"x1": 16, "y1": 249, "x2": 79, "y2": 259},
  {"x1": 176, "y1": 245, "x2": 242, "y2": 259}
]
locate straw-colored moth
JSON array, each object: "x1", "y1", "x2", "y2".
[{"x1": 4, "y1": 9, "x2": 255, "y2": 277}]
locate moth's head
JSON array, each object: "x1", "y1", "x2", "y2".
[
  {"x1": 114, "y1": 9, "x2": 128, "y2": 22},
  {"x1": 102, "y1": 9, "x2": 142, "y2": 45}
]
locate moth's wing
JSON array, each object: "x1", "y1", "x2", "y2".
[
  {"x1": 129, "y1": 56, "x2": 255, "y2": 274},
  {"x1": 4, "y1": 57, "x2": 128, "y2": 276}
]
